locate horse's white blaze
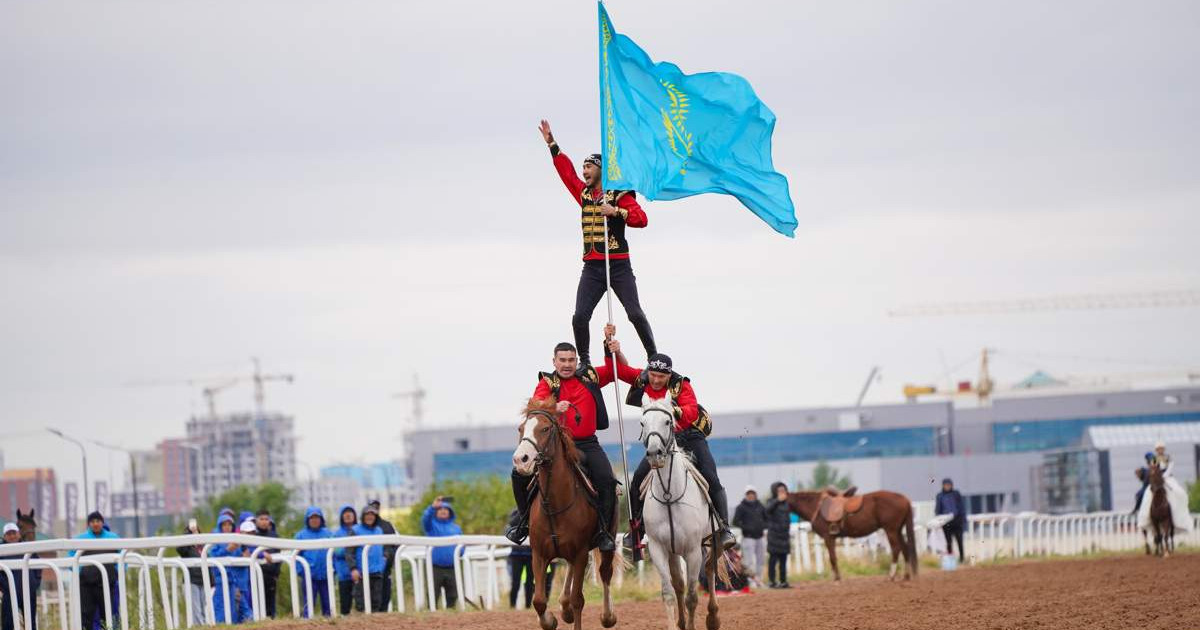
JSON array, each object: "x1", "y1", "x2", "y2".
[{"x1": 513, "y1": 419, "x2": 540, "y2": 476}]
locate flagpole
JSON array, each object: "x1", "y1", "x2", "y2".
[{"x1": 601, "y1": 213, "x2": 636, "y2": 546}]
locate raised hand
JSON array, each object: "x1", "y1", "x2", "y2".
[{"x1": 539, "y1": 119, "x2": 555, "y2": 145}]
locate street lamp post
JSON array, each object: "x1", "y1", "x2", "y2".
[{"x1": 48, "y1": 428, "x2": 90, "y2": 516}]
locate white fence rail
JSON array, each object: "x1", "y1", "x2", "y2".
[
  {"x1": 774, "y1": 511, "x2": 1200, "y2": 575},
  {"x1": 0, "y1": 533, "x2": 516, "y2": 630}
]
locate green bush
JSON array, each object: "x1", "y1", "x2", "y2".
[
  {"x1": 1189, "y1": 481, "x2": 1199, "y2": 513},
  {"x1": 401, "y1": 475, "x2": 513, "y2": 535}
]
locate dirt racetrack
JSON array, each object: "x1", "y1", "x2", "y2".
[{"x1": 270, "y1": 553, "x2": 1199, "y2": 630}]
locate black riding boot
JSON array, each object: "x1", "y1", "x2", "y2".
[
  {"x1": 709, "y1": 487, "x2": 737, "y2": 551},
  {"x1": 505, "y1": 469, "x2": 531, "y2": 544},
  {"x1": 623, "y1": 471, "x2": 647, "y2": 550},
  {"x1": 592, "y1": 482, "x2": 616, "y2": 552}
]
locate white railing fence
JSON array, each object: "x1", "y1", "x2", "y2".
[
  {"x1": 0, "y1": 533, "x2": 516, "y2": 630},
  {"x1": 772, "y1": 511, "x2": 1200, "y2": 574}
]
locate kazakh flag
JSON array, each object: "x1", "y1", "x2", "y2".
[{"x1": 598, "y1": 3, "x2": 797, "y2": 237}]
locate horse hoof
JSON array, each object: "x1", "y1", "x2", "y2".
[
  {"x1": 601, "y1": 613, "x2": 617, "y2": 628},
  {"x1": 561, "y1": 610, "x2": 574, "y2": 624},
  {"x1": 705, "y1": 614, "x2": 720, "y2": 630},
  {"x1": 539, "y1": 613, "x2": 558, "y2": 630}
]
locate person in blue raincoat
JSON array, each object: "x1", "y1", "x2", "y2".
[
  {"x1": 209, "y1": 514, "x2": 252, "y2": 624},
  {"x1": 69, "y1": 512, "x2": 120, "y2": 630},
  {"x1": 351, "y1": 505, "x2": 387, "y2": 612},
  {"x1": 331, "y1": 506, "x2": 359, "y2": 615},
  {"x1": 294, "y1": 507, "x2": 333, "y2": 617},
  {"x1": 421, "y1": 497, "x2": 463, "y2": 608}
]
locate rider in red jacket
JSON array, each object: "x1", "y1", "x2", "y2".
[{"x1": 604, "y1": 325, "x2": 736, "y2": 551}]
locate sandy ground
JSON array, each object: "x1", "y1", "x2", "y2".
[{"x1": 265, "y1": 553, "x2": 1200, "y2": 630}]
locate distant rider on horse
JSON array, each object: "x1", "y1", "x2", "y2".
[
  {"x1": 604, "y1": 325, "x2": 737, "y2": 552},
  {"x1": 539, "y1": 119, "x2": 656, "y2": 366},
  {"x1": 505, "y1": 340, "x2": 621, "y2": 552}
]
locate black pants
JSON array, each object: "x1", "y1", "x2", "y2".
[
  {"x1": 512, "y1": 437, "x2": 617, "y2": 533},
  {"x1": 337, "y1": 580, "x2": 355, "y2": 615},
  {"x1": 767, "y1": 552, "x2": 788, "y2": 584},
  {"x1": 573, "y1": 259, "x2": 655, "y2": 362},
  {"x1": 630, "y1": 429, "x2": 727, "y2": 523},
  {"x1": 508, "y1": 556, "x2": 555, "y2": 608},
  {"x1": 943, "y1": 523, "x2": 965, "y2": 561},
  {"x1": 1, "y1": 587, "x2": 36, "y2": 630},
  {"x1": 432, "y1": 566, "x2": 457, "y2": 609},
  {"x1": 262, "y1": 571, "x2": 278, "y2": 618},
  {"x1": 378, "y1": 568, "x2": 393, "y2": 611},
  {"x1": 79, "y1": 583, "x2": 106, "y2": 629},
  {"x1": 353, "y1": 575, "x2": 384, "y2": 612}
]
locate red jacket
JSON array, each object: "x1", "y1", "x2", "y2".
[
  {"x1": 552, "y1": 153, "x2": 647, "y2": 261},
  {"x1": 608, "y1": 356, "x2": 701, "y2": 432},
  {"x1": 532, "y1": 365, "x2": 618, "y2": 440}
]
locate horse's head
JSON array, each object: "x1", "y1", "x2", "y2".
[
  {"x1": 640, "y1": 397, "x2": 676, "y2": 469},
  {"x1": 1148, "y1": 464, "x2": 1166, "y2": 491},
  {"x1": 16, "y1": 508, "x2": 37, "y2": 541},
  {"x1": 513, "y1": 397, "x2": 572, "y2": 476}
]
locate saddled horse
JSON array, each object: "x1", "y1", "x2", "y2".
[
  {"x1": 512, "y1": 397, "x2": 618, "y2": 630},
  {"x1": 786, "y1": 488, "x2": 918, "y2": 581},
  {"x1": 640, "y1": 397, "x2": 726, "y2": 630},
  {"x1": 1147, "y1": 465, "x2": 1175, "y2": 557}
]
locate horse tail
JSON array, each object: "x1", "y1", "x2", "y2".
[
  {"x1": 904, "y1": 501, "x2": 918, "y2": 577},
  {"x1": 714, "y1": 550, "x2": 732, "y2": 588}
]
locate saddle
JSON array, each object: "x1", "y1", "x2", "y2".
[
  {"x1": 818, "y1": 486, "x2": 864, "y2": 534},
  {"x1": 525, "y1": 462, "x2": 601, "y2": 504}
]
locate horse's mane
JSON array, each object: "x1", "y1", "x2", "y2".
[{"x1": 521, "y1": 397, "x2": 581, "y2": 468}]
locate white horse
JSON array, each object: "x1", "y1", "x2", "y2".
[{"x1": 639, "y1": 397, "x2": 723, "y2": 630}]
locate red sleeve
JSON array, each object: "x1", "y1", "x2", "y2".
[
  {"x1": 617, "y1": 192, "x2": 647, "y2": 228},
  {"x1": 533, "y1": 379, "x2": 552, "y2": 400},
  {"x1": 673, "y1": 381, "x2": 700, "y2": 431},
  {"x1": 617, "y1": 362, "x2": 641, "y2": 385},
  {"x1": 599, "y1": 353, "x2": 642, "y2": 386},
  {"x1": 552, "y1": 153, "x2": 586, "y2": 204},
  {"x1": 596, "y1": 356, "x2": 614, "y2": 387}
]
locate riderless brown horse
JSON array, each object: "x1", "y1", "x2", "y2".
[
  {"x1": 513, "y1": 397, "x2": 618, "y2": 630},
  {"x1": 785, "y1": 488, "x2": 918, "y2": 581},
  {"x1": 1147, "y1": 465, "x2": 1175, "y2": 557}
]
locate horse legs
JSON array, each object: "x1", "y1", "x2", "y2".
[
  {"x1": 683, "y1": 546, "x2": 702, "y2": 630},
  {"x1": 532, "y1": 554, "x2": 557, "y2": 630},
  {"x1": 569, "y1": 553, "x2": 589, "y2": 630},
  {"x1": 1142, "y1": 529, "x2": 1151, "y2": 555},
  {"x1": 885, "y1": 529, "x2": 903, "y2": 582},
  {"x1": 649, "y1": 543, "x2": 686, "y2": 630},
  {"x1": 559, "y1": 562, "x2": 574, "y2": 624},
  {"x1": 598, "y1": 550, "x2": 617, "y2": 629},
  {"x1": 704, "y1": 546, "x2": 720, "y2": 630},
  {"x1": 825, "y1": 536, "x2": 841, "y2": 582}
]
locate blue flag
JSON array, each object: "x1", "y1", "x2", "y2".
[{"x1": 598, "y1": 3, "x2": 796, "y2": 237}]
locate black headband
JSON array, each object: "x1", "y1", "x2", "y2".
[
  {"x1": 647, "y1": 353, "x2": 673, "y2": 373},
  {"x1": 584, "y1": 154, "x2": 602, "y2": 168}
]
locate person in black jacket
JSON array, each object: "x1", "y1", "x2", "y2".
[
  {"x1": 1, "y1": 522, "x2": 41, "y2": 630},
  {"x1": 253, "y1": 511, "x2": 281, "y2": 618},
  {"x1": 731, "y1": 485, "x2": 767, "y2": 587},
  {"x1": 175, "y1": 520, "x2": 207, "y2": 627},
  {"x1": 764, "y1": 482, "x2": 792, "y2": 589},
  {"x1": 367, "y1": 500, "x2": 397, "y2": 612},
  {"x1": 934, "y1": 478, "x2": 967, "y2": 562}
]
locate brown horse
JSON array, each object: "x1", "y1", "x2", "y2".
[
  {"x1": 512, "y1": 398, "x2": 617, "y2": 630},
  {"x1": 1147, "y1": 466, "x2": 1175, "y2": 557},
  {"x1": 786, "y1": 488, "x2": 918, "y2": 581}
]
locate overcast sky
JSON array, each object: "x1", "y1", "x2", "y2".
[{"x1": 3, "y1": 0, "x2": 1198, "y2": 500}]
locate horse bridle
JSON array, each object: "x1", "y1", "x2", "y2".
[
  {"x1": 522, "y1": 404, "x2": 584, "y2": 559},
  {"x1": 642, "y1": 406, "x2": 692, "y2": 555}
]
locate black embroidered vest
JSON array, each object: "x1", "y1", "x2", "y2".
[
  {"x1": 625, "y1": 370, "x2": 712, "y2": 436},
  {"x1": 581, "y1": 189, "x2": 633, "y2": 257},
  {"x1": 536, "y1": 366, "x2": 610, "y2": 432}
]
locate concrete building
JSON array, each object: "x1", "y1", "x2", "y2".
[
  {"x1": 311, "y1": 461, "x2": 415, "y2": 514},
  {"x1": 185, "y1": 412, "x2": 297, "y2": 501},
  {"x1": 408, "y1": 384, "x2": 1200, "y2": 518},
  {"x1": 0, "y1": 468, "x2": 57, "y2": 523}
]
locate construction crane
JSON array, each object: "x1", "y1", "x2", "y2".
[
  {"x1": 392, "y1": 374, "x2": 427, "y2": 428},
  {"x1": 201, "y1": 379, "x2": 241, "y2": 419},
  {"x1": 887, "y1": 289, "x2": 1200, "y2": 318},
  {"x1": 903, "y1": 348, "x2": 994, "y2": 403},
  {"x1": 251, "y1": 356, "x2": 295, "y2": 418}
]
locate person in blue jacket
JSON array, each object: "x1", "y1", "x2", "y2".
[
  {"x1": 351, "y1": 505, "x2": 387, "y2": 612},
  {"x1": 209, "y1": 514, "x2": 252, "y2": 624},
  {"x1": 421, "y1": 497, "x2": 463, "y2": 608},
  {"x1": 935, "y1": 478, "x2": 968, "y2": 562},
  {"x1": 294, "y1": 507, "x2": 333, "y2": 617},
  {"x1": 69, "y1": 512, "x2": 120, "y2": 630},
  {"x1": 331, "y1": 505, "x2": 359, "y2": 615},
  {"x1": 212, "y1": 507, "x2": 236, "y2": 532}
]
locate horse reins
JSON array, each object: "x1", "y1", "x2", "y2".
[
  {"x1": 525, "y1": 406, "x2": 585, "y2": 559},
  {"x1": 643, "y1": 408, "x2": 692, "y2": 556}
]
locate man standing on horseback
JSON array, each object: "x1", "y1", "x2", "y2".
[
  {"x1": 539, "y1": 119, "x2": 657, "y2": 366},
  {"x1": 603, "y1": 327, "x2": 737, "y2": 552},
  {"x1": 505, "y1": 341, "x2": 620, "y2": 552}
]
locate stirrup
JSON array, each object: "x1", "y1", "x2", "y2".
[{"x1": 593, "y1": 529, "x2": 616, "y2": 552}]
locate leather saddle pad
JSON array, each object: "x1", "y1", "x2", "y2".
[{"x1": 819, "y1": 487, "x2": 865, "y2": 523}]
